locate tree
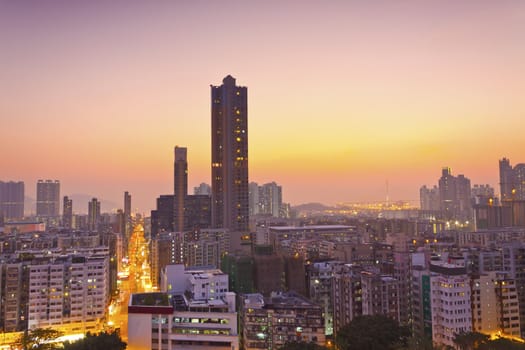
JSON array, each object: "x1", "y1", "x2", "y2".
[
  {"x1": 405, "y1": 335, "x2": 435, "y2": 350},
  {"x1": 16, "y1": 328, "x2": 63, "y2": 350},
  {"x1": 335, "y1": 315, "x2": 410, "y2": 350},
  {"x1": 478, "y1": 337, "x2": 525, "y2": 350},
  {"x1": 453, "y1": 332, "x2": 489, "y2": 350},
  {"x1": 63, "y1": 331, "x2": 126, "y2": 350},
  {"x1": 278, "y1": 341, "x2": 328, "y2": 350}
]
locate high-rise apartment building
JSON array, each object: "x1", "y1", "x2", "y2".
[
  {"x1": 88, "y1": 198, "x2": 101, "y2": 231},
  {"x1": 211, "y1": 75, "x2": 249, "y2": 232},
  {"x1": 361, "y1": 271, "x2": 400, "y2": 322},
  {"x1": 151, "y1": 195, "x2": 175, "y2": 237},
  {"x1": 28, "y1": 254, "x2": 108, "y2": 333},
  {"x1": 500, "y1": 158, "x2": 525, "y2": 201},
  {"x1": 430, "y1": 261, "x2": 472, "y2": 348},
  {"x1": 420, "y1": 185, "x2": 440, "y2": 212},
  {"x1": 124, "y1": 191, "x2": 131, "y2": 238},
  {"x1": 420, "y1": 168, "x2": 472, "y2": 221},
  {"x1": 63, "y1": 196, "x2": 73, "y2": 229},
  {"x1": 240, "y1": 292, "x2": 325, "y2": 350},
  {"x1": 0, "y1": 262, "x2": 30, "y2": 332},
  {"x1": 174, "y1": 146, "x2": 188, "y2": 232},
  {"x1": 0, "y1": 181, "x2": 25, "y2": 219},
  {"x1": 36, "y1": 180, "x2": 60, "y2": 217},
  {"x1": 249, "y1": 182, "x2": 284, "y2": 218},
  {"x1": 194, "y1": 183, "x2": 211, "y2": 196}
]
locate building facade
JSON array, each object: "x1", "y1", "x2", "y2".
[
  {"x1": 240, "y1": 291, "x2": 325, "y2": 350},
  {"x1": 174, "y1": 146, "x2": 188, "y2": 233},
  {"x1": 0, "y1": 181, "x2": 24, "y2": 220},
  {"x1": 88, "y1": 198, "x2": 101, "y2": 231},
  {"x1": 36, "y1": 180, "x2": 60, "y2": 217},
  {"x1": 27, "y1": 254, "x2": 108, "y2": 333},
  {"x1": 211, "y1": 75, "x2": 249, "y2": 232},
  {"x1": 63, "y1": 196, "x2": 73, "y2": 229},
  {"x1": 500, "y1": 158, "x2": 525, "y2": 202}
]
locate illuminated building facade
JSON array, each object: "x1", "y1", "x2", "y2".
[
  {"x1": 128, "y1": 292, "x2": 238, "y2": 350},
  {"x1": 0, "y1": 262, "x2": 30, "y2": 332},
  {"x1": 239, "y1": 291, "x2": 325, "y2": 350},
  {"x1": 332, "y1": 264, "x2": 362, "y2": 336},
  {"x1": 27, "y1": 254, "x2": 108, "y2": 333},
  {"x1": 430, "y1": 261, "x2": 472, "y2": 348},
  {"x1": 211, "y1": 75, "x2": 249, "y2": 232},
  {"x1": 500, "y1": 158, "x2": 525, "y2": 202},
  {"x1": 361, "y1": 271, "x2": 400, "y2": 322}
]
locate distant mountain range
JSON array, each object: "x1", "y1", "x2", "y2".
[
  {"x1": 24, "y1": 194, "x2": 119, "y2": 216},
  {"x1": 291, "y1": 202, "x2": 334, "y2": 212}
]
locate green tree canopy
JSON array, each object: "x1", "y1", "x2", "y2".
[
  {"x1": 335, "y1": 315, "x2": 410, "y2": 350},
  {"x1": 278, "y1": 340, "x2": 328, "y2": 350},
  {"x1": 16, "y1": 328, "x2": 63, "y2": 350},
  {"x1": 453, "y1": 332, "x2": 490, "y2": 350},
  {"x1": 478, "y1": 337, "x2": 525, "y2": 350},
  {"x1": 63, "y1": 331, "x2": 126, "y2": 350}
]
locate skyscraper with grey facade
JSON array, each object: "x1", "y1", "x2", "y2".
[
  {"x1": 0, "y1": 181, "x2": 24, "y2": 219},
  {"x1": 63, "y1": 196, "x2": 73, "y2": 228},
  {"x1": 88, "y1": 197, "x2": 101, "y2": 231},
  {"x1": 174, "y1": 146, "x2": 188, "y2": 232},
  {"x1": 500, "y1": 157, "x2": 525, "y2": 201},
  {"x1": 36, "y1": 180, "x2": 60, "y2": 217},
  {"x1": 211, "y1": 75, "x2": 249, "y2": 232}
]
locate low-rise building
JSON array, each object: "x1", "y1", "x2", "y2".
[
  {"x1": 128, "y1": 292, "x2": 238, "y2": 350},
  {"x1": 240, "y1": 291, "x2": 325, "y2": 350}
]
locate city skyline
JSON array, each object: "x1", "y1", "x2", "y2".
[{"x1": 2, "y1": 1, "x2": 524, "y2": 213}]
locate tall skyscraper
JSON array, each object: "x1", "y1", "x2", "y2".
[
  {"x1": 249, "y1": 182, "x2": 283, "y2": 218},
  {"x1": 0, "y1": 181, "x2": 25, "y2": 219},
  {"x1": 174, "y1": 146, "x2": 188, "y2": 232},
  {"x1": 436, "y1": 167, "x2": 471, "y2": 221},
  {"x1": 36, "y1": 180, "x2": 60, "y2": 217},
  {"x1": 211, "y1": 75, "x2": 249, "y2": 232},
  {"x1": 499, "y1": 157, "x2": 525, "y2": 201},
  {"x1": 124, "y1": 191, "x2": 132, "y2": 237},
  {"x1": 63, "y1": 196, "x2": 73, "y2": 229},
  {"x1": 88, "y1": 198, "x2": 101, "y2": 231}
]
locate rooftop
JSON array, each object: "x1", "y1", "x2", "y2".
[{"x1": 131, "y1": 292, "x2": 170, "y2": 307}]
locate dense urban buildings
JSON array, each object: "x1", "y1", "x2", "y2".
[
  {"x1": 211, "y1": 75, "x2": 249, "y2": 233},
  {"x1": 0, "y1": 181, "x2": 24, "y2": 220},
  {"x1": 150, "y1": 146, "x2": 211, "y2": 237},
  {"x1": 5, "y1": 74, "x2": 525, "y2": 350}
]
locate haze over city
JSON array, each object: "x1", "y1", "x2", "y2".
[{"x1": 2, "y1": 0, "x2": 524, "y2": 213}]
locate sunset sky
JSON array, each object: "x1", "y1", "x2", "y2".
[{"x1": 1, "y1": 0, "x2": 524, "y2": 213}]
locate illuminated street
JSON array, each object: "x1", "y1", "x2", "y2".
[{"x1": 107, "y1": 221, "x2": 152, "y2": 343}]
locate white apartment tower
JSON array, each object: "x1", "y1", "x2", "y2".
[
  {"x1": 28, "y1": 255, "x2": 108, "y2": 333},
  {"x1": 430, "y1": 262, "x2": 472, "y2": 348}
]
